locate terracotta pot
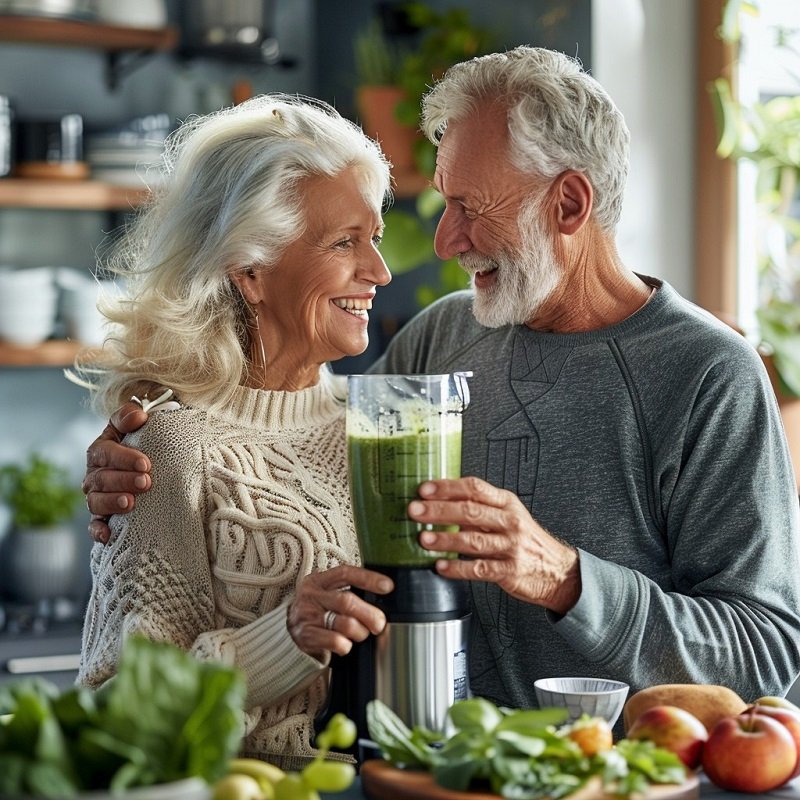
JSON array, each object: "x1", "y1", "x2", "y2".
[
  {"x1": 356, "y1": 85, "x2": 421, "y2": 175},
  {"x1": 0, "y1": 523, "x2": 80, "y2": 605}
]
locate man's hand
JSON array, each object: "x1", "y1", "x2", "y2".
[
  {"x1": 84, "y1": 401, "x2": 151, "y2": 544},
  {"x1": 409, "y1": 476, "x2": 582, "y2": 615}
]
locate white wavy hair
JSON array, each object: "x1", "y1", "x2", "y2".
[
  {"x1": 79, "y1": 94, "x2": 391, "y2": 416},
  {"x1": 420, "y1": 46, "x2": 630, "y2": 232}
]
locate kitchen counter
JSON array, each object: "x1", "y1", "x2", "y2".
[{"x1": 0, "y1": 616, "x2": 82, "y2": 689}]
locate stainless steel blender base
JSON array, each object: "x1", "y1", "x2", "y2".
[{"x1": 374, "y1": 614, "x2": 470, "y2": 733}]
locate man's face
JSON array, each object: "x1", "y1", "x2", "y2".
[{"x1": 433, "y1": 106, "x2": 562, "y2": 327}]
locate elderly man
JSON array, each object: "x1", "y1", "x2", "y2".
[{"x1": 83, "y1": 47, "x2": 800, "y2": 709}]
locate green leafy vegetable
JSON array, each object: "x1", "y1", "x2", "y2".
[
  {"x1": 366, "y1": 698, "x2": 688, "y2": 800},
  {"x1": 0, "y1": 636, "x2": 247, "y2": 798}
]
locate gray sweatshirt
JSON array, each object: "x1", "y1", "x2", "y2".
[{"x1": 371, "y1": 279, "x2": 800, "y2": 709}]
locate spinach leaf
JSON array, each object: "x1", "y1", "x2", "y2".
[
  {"x1": 0, "y1": 635, "x2": 247, "y2": 796},
  {"x1": 366, "y1": 697, "x2": 688, "y2": 799}
]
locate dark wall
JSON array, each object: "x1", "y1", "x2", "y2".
[
  {"x1": 314, "y1": 0, "x2": 592, "y2": 122},
  {"x1": 313, "y1": 0, "x2": 592, "y2": 372}
]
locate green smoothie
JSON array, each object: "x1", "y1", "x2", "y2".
[{"x1": 348, "y1": 428, "x2": 462, "y2": 567}]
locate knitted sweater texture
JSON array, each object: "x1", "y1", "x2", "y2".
[
  {"x1": 372, "y1": 279, "x2": 800, "y2": 711},
  {"x1": 79, "y1": 379, "x2": 357, "y2": 769}
]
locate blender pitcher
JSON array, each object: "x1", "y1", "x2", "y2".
[
  {"x1": 347, "y1": 372, "x2": 471, "y2": 568},
  {"x1": 344, "y1": 372, "x2": 472, "y2": 738}
]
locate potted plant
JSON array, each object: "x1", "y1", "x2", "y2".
[
  {"x1": 353, "y1": 3, "x2": 496, "y2": 307},
  {"x1": 354, "y1": 3, "x2": 496, "y2": 181},
  {"x1": 0, "y1": 452, "x2": 83, "y2": 605},
  {"x1": 710, "y1": 0, "x2": 800, "y2": 481},
  {"x1": 354, "y1": 17, "x2": 419, "y2": 176}
]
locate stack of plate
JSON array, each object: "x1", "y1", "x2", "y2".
[
  {"x1": 0, "y1": 0, "x2": 96, "y2": 20},
  {"x1": 86, "y1": 114, "x2": 171, "y2": 188}
]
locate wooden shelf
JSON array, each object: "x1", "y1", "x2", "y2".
[
  {"x1": 0, "y1": 339, "x2": 81, "y2": 367},
  {"x1": 0, "y1": 339, "x2": 105, "y2": 367},
  {"x1": 0, "y1": 179, "x2": 149, "y2": 210},
  {"x1": 0, "y1": 15, "x2": 178, "y2": 52}
]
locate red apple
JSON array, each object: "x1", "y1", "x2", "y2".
[
  {"x1": 702, "y1": 712, "x2": 797, "y2": 792},
  {"x1": 626, "y1": 704, "x2": 708, "y2": 769},
  {"x1": 744, "y1": 703, "x2": 800, "y2": 778}
]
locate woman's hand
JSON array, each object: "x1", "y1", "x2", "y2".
[{"x1": 287, "y1": 565, "x2": 394, "y2": 660}]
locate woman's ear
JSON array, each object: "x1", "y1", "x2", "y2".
[
  {"x1": 229, "y1": 268, "x2": 260, "y2": 305},
  {"x1": 554, "y1": 170, "x2": 593, "y2": 235}
]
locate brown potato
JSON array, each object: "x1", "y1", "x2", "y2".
[{"x1": 623, "y1": 684, "x2": 747, "y2": 734}]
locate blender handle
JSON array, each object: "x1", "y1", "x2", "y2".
[{"x1": 453, "y1": 371, "x2": 472, "y2": 411}]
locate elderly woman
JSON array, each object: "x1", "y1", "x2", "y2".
[{"x1": 75, "y1": 94, "x2": 394, "y2": 769}]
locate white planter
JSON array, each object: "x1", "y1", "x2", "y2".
[{"x1": 0, "y1": 523, "x2": 80, "y2": 605}]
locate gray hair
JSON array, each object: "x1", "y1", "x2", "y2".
[
  {"x1": 83, "y1": 94, "x2": 391, "y2": 415},
  {"x1": 420, "y1": 46, "x2": 630, "y2": 232}
]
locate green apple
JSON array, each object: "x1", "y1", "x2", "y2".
[
  {"x1": 274, "y1": 774, "x2": 319, "y2": 800},
  {"x1": 626, "y1": 704, "x2": 708, "y2": 769},
  {"x1": 212, "y1": 773, "x2": 265, "y2": 800},
  {"x1": 754, "y1": 695, "x2": 800, "y2": 713}
]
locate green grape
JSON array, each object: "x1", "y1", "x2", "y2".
[
  {"x1": 319, "y1": 713, "x2": 358, "y2": 750},
  {"x1": 301, "y1": 760, "x2": 356, "y2": 793},
  {"x1": 274, "y1": 774, "x2": 319, "y2": 800}
]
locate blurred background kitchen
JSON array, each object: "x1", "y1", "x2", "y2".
[{"x1": 0, "y1": 0, "x2": 795, "y2": 690}]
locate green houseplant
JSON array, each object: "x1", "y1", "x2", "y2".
[
  {"x1": 0, "y1": 453, "x2": 83, "y2": 605},
  {"x1": 711, "y1": 0, "x2": 800, "y2": 396},
  {"x1": 709, "y1": 0, "x2": 800, "y2": 488},
  {"x1": 0, "y1": 452, "x2": 82, "y2": 528}
]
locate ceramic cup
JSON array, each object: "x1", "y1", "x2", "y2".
[
  {"x1": 58, "y1": 270, "x2": 120, "y2": 345},
  {"x1": 0, "y1": 266, "x2": 57, "y2": 345}
]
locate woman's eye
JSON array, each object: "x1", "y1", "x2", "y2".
[
  {"x1": 334, "y1": 238, "x2": 352, "y2": 250},
  {"x1": 372, "y1": 234, "x2": 383, "y2": 247}
]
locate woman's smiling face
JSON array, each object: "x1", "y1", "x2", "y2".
[{"x1": 245, "y1": 166, "x2": 390, "y2": 388}]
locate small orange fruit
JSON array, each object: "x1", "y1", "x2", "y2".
[{"x1": 566, "y1": 716, "x2": 614, "y2": 756}]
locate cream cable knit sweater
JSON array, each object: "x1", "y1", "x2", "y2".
[{"x1": 78, "y1": 378, "x2": 359, "y2": 769}]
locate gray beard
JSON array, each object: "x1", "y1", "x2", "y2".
[{"x1": 462, "y1": 208, "x2": 561, "y2": 328}]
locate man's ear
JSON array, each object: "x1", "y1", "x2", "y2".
[
  {"x1": 554, "y1": 170, "x2": 593, "y2": 235},
  {"x1": 229, "y1": 268, "x2": 260, "y2": 305}
]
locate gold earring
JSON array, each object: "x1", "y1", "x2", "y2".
[{"x1": 253, "y1": 308, "x2": 267, "y2": 373}]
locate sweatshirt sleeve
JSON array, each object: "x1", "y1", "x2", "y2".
[{"x1": 553, "y1": 350, "x2": 800, "y2": 699}]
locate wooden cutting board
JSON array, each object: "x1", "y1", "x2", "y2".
[{"x1": 360, "y1": 759, "x2": 700, "y2": 800}]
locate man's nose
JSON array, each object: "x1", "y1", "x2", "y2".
[{"x1": 434, "y1": 206, "x2": 470, "y2": 260}]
